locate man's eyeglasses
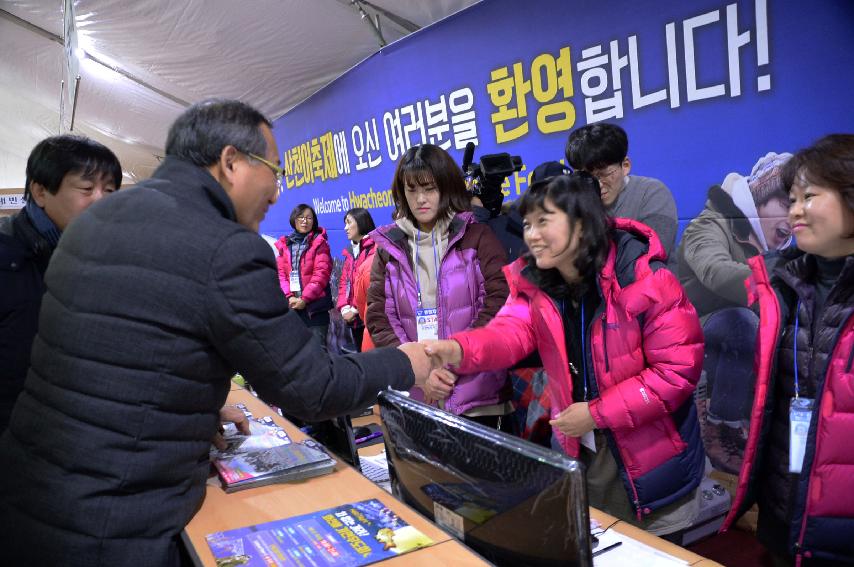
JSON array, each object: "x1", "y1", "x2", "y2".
[
  {"x1": 588, "y1": 164, "x2": 623, "y2": 183},
  {"x1": 246, "y1": 152, "x2": 284, "y2": 192}
]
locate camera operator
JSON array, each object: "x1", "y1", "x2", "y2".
[
  {"x1": 463, "y1": 144, "x2": 526, "y2": 262},
  {"x1": 466, "y1": 147, "x2": 573, "y2": 263}
]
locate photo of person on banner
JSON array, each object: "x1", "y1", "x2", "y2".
[
  {"x1": 423, "y1": 172, "x2": 705, "y2": 535},
  {"x1": 677, "y1": 152, "x2": 792, "y2": 475},
  {"x1": 366, "y1": 143, "x2": 512, "y2": 429}
]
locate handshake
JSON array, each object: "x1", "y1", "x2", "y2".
[{"x1": 397, "y1": 340, "x2": 463, "y2": 405}]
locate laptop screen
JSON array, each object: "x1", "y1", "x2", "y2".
[{"x1": 379, "y1": 390, "x2": 593, "y2": 566}]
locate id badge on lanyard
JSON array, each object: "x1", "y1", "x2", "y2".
[
  {"x1": 788, "y1": 303, "x2": 814, "y2": 474},
  {"x1": 789, "y1": 396, "x2": 814, "y2": 474},
  {"x1": 414, "y1": 229, "x2": 440, "y2": 341},
  {"x1": 289, "y1": 270, "x2": 302, "y2": 295},
  {"x1": 416, "y1": 308, "x2": 438, "y2": 341}
]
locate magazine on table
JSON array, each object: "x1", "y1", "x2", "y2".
[
  {"x1": 213, "y1": 438, "x2": 335, "y2": 493},
  {"x1": 206, "y1": 498, "x2": 433, "y2": 566},
  {"x1": 210, "y1": 404, "x2": 333, "y2": 492},
  {"x1": 211, "y1": 414, "x2": 292, "y2": 460}
]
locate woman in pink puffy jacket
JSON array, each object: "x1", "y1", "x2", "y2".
[
  {"x1": 426, "y1": 172, "x2": 705, "y2": 534},
  {"x1": 275, "y1": 203, "x2": 333, "y2": 350}
]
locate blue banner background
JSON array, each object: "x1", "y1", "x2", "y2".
[{"x1": 267, "y1": 0, "x2": 854, "y2": 256}]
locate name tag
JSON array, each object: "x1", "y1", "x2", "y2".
[
  {"x1": 580, "y1": 430, "x2": 597, "y2": 453},
  {"x1": 416, "y1": 308, "x2": 438, "y2": 341},
  {"x1": 789, "y1": 397, "x2": 814, "y2": 474},
  {"x1": 289, "y1": 270, "x2": 301, "y2": 294}
]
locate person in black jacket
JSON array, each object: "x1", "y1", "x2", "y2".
[
  {"x1": 0, "y1": 99, "x2": 433, "y2": 567},
  {"x1": 0, "y1": 135, "x2": 122, "y2": 433}
]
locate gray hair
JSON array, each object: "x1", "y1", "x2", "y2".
[{"x1": 165, "y1": 99, "x2": 271, "y2": 167}]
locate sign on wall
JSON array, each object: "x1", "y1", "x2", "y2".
[{"x1": 267, "y1": 0, "x2": 854, "y2": 255}]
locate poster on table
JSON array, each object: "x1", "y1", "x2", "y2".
[
  {"x1": 205, "y1": 499, "x2": 432, "y2": 566},
  {"x1": 265, "y1": 0, "x2": 854, "y2": 254}
]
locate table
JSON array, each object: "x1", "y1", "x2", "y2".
[
  {"x1": 182, "y1": 388, "x2": 490, "y2": 566},
  {"x1": 186, "y1": 390, "x2": 722, "y2": 566}
]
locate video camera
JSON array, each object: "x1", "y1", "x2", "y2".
[{"x1": 461, "y1": 142, "x2": 523, "y2": 219}]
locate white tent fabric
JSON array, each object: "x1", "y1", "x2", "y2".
[{"x1": 0, "y1": 0, "x2": 479, "y2": 188}]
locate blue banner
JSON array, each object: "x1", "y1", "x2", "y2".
[{"x1": 266, "y1": 0, "x2": 854, "y2": 255}]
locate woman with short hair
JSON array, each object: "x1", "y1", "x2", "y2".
[{"x1": 275, "y1": 203, "x2": 333, "y2": 350}]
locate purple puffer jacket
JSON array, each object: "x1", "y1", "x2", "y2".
[{"x1": 366, "y1": 212, "x2": 510, "y2": 415}]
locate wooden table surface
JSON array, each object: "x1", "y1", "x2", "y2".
[
  {"x1": 186, "y1": 389, "x2": 722, "y2": 566},
  {"x1": 183, "y1": 389, "x2": 489, "y2": 566}
]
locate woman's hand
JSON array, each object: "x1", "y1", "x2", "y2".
[
  {"x1": 550, "y1": 402, "x2": 596, "y2": 437},
  {"x1": 422, "y1": 339, "x2": 463, "y2": 368},
  {"x1": 342, "y1": 306, "x2": 358, "y2": 323},
  {"x1": 423, "y1": 367, "x2": 457, "y2": 405},
  {"x1": 289, "y1": 297, "x2": 306, "y2": 310}
]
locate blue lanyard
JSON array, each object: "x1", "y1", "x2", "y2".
[
  {"x1": 580, "y1": 301, "x2": 588, "y2": 401},
  {"x1": 560, "y1": 299, "x2": 588, "y2": 401},
  {"x1": 414, "y1": 229, "x2": 440, "y2": 308},
  {"x1": 291, "y1": 239, "x2": 307, "y2": 270},
  {"x1": 793, "y1": 300, "x2": 801, "y2": 399}
]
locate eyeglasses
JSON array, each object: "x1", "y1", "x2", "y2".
[
  {"x1": 246, "y1": 152, "x2": 284, "y2": 192},
  {"x1": 588, "y1": 164, "x2": 623, "y2": 182},
  {"x1": 296, "y1": 216, "x2": 313, "y2": 223}
]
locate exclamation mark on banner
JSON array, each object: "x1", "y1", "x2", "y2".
[{"x1": 755, "y1": 0, "x2": 771, "y2": 91}]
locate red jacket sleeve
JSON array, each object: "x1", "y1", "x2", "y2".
[
  {"x1": 352, "y1": 251, "x2": 373, "y2": 320},
  {"x1": 337, "y1": 251, "x2": 353, "y2": 309},
  {"x1": 452, "y1": 293, "x2": 537, "y2": 373},
  {"x1": 353, "y1": 251, "x2": 376, "y2": 351},
  {"x1": 301, "y1": 235, "x2": 332, "y2": 303},
  {"x1": 588, "y1": 268, "x2": 704, "y2": 431},
  {"x1": 275, "y1": 237, "x2": 291, "y2": 297}
]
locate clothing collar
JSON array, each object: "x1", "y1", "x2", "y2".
[
  {"x1": 152, "y1": 157, "x2": 237, "y2": 222},
  {"x1": 775, "y1": 252, "x2": 854, "y2": 302},
  {"x1": 23, "y1": 201, "x2": 62, "y2": 249},
  {"x1": 393, "y1": 210, "x2": 454, "y2": 240},
  {"x1": 289, "y1": 231, "x2": 309, "y2": 244}
]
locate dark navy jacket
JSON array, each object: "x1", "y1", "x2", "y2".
[{"x1": 0, "y1": 211, "x2": 53, "y2": 433}]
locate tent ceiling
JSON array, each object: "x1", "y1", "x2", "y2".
[{"x1": 0, "y1": 0, "x2": 479, "y2": 187}]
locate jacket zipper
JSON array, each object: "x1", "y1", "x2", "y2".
[
  {"x1": 598, "y1": 315, "x2": 644, "y2": 518},
  {"x1": 794, "y1": 311, "x2": 854, "y2": 560},
  {"x1": 600, "y1": 317, "x2": 610, "y2": 373},
  {"x1": 436, "y1": 223, "x2": 467, "y2": 412}
]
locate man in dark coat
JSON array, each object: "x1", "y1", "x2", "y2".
[
  {"x1": 0, "y1": 135, "x2": 122, "y2": 433},
  {"x1": 0, "y1": 100, "x2": 432, "y2": 566}
]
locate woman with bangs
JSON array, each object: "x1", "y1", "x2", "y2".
[
  {"x1": 424, "y1": 172, "x2": 705, "y2": 534},
  {"x1": 366, "y1": 144, "x2": 511, "y2": 429}
]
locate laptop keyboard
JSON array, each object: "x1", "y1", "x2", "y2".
[{"x1": 360, "y1": 459, "x2": 390, "y2": 483}]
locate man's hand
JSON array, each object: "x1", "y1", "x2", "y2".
[
  {"x1": 422, "y1": 339, "x2": 463, "y2": 368},
  {"x1": 549, "y1": 402, "x2": 596, "y2": 438},
  {"x1": 289, "y1": 297, "x2": 306, "y2": 310},
  {"x1": 423, "y1": 368, "x2": 457, "y2": 405},
  {"x1": 398, "y1": 342, "x2": 433, "y2": 388},
  {"x1": 212, "y1": 405, "x2": 251, "y2": 450}
]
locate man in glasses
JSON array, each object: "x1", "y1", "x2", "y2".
[
  {"x1": 0, "y1": 99, "x2": 433, "y2": 566},
  {"x1": 565, "y1": 122, "x2": 678, "y2": 263}
]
